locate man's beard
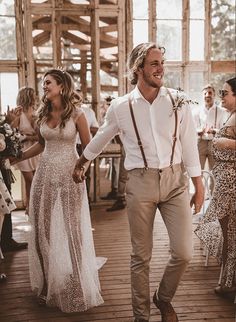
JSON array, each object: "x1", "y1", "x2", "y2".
[{"x1": 143, "y1": 73, "x2": 162, "y2": 89}]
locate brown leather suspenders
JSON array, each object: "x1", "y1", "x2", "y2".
[{"x1": 128, "y1": 89, "x2": 178, "y2": 169}]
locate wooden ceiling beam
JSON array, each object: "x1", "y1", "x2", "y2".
[
  {"x1": 33, "y1": 31, "x2": 50, "y2": 47},
  {"x1": 62, "y1": 31, "x2": 89, "y2": 45}
]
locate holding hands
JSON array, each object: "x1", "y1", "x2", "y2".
[
  {"x1": 72, "y1": 154, "x2": 90, "y2": 183},
  {"x1": 72, "y1": 165, "x2": 86, "y2": 183}
]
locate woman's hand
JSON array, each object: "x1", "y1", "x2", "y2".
[
  {"x1": 5, "y1": 106, "x2": 22, "y2": 124},
  {"x1": 213, "y1": 137, "x2": 236, "y2": 150},
  {"x1": 72, "y1": 155, "x2": 90, "y2": 183},
  {"x1": 72, "y1": 165, "x2": 86, "y2": 183}
]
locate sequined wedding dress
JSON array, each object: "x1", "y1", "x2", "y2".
[{"x1": 28, "y1": 111, "x2": 104, "y2": 312}]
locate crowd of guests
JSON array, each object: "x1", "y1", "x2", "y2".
[{"x1": 0, "y1": 41, "x2": 235, "y2": 321}]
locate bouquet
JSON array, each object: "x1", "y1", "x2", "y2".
[{"x1": 0, "y1": 116, "x2": 23, "y2": 162}]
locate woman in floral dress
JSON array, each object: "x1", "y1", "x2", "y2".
[{"x1": 195, "y1": 77, "x2": 236, "y2": 296}]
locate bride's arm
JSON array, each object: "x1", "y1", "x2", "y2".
[
  {"x1": 75, "y1": 112, "x2": 91, "y2": 149},
  {"x1": 12, "y1": 128, "x2": 44, "y2": 164}
]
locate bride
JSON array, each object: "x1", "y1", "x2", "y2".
[{"x1": 13, "y1": 69, "x2": 105, "y2": 312}]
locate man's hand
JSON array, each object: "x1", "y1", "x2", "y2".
[{"x1": 190, "y1": 176, "x2": 205, "y2": 214}]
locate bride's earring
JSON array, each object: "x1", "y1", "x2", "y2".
[{"x1": 60, "y1": 90, "x2": 63, "y2": 95}]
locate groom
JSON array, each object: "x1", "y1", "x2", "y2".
[{"x1": 74, "y1": 42, "x2": 204, "y2": 322}]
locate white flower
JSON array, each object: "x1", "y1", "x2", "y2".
[
  {"x1": 15, "y1": 132, "x2": 21, "y2": 139},
  {"x1": 5, "y1": 129, "x2": 13, "y2": 136},
  {"x1": 169, "y1": 89, "x2": 198, "y2": 116},
  {"x1": 4, "y1": 158, "x2": 11, "y2": 169}
]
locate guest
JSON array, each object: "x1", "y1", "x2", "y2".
[
  {"x1": 0, "y1": 169, "x2": 17, "y2": 281},
  {"x1": 195, "y1": 77, "x2": 236, "y2": 296},
  {"x1": 192, "y1": 84, "x2": 227, "y2": 171},
  {"x1": 73, "y1": 42, "x2": 204, "y2": 322},
  {"x1": 100, "y1": 96, "x2": 120, "y2": 201},
  {"x1": 76, "y1": 102, "x2": 99, "y2": 204},
  {"x1": 13, "y1": 69, "x2": 104, "y2": 312},
  {"x1": 11, "y1": 87, "x2": 40, "y2": 214},
  {"x1": 106, "y1": 145, "x2": 127, "y2": 212},
  {"x1": 0, "y1": 165, "x2": 28, "y2": 252}
]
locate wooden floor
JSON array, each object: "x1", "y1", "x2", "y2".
[{"x1": 0, "y1": 207, "x2": 235, "y2": 322}]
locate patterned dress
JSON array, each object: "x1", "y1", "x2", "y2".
[
  {"x1": 195, "y1": 122, "x2": 236, "y2": 288},
  {"x1": 28, "y1": 110, "x2": 104, "y2": 312}
]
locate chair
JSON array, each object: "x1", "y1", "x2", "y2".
[{"x1": 201, "y1": 170, "x2": 216, "y2": 266}]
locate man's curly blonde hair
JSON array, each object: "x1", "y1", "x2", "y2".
[{"x1": 127, "y1": 43, "x2": 165, "y2": 85}]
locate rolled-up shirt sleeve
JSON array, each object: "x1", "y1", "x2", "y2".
[
  {"x1": 83, "y1": 105, "x2": 119, "y2": 161},
  {"x1": 180, "y1": 105, "x2": 202, "y2": 177}
]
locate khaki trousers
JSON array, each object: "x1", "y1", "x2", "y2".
[
  {"x1": 126, "y1": 164, "x2": 193, "y2": 320},
  {"x1": 198, "y1": 139, "x2": 215, "y2": 170}
]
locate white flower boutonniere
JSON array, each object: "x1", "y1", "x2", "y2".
[{"x1": 169, "y1": 88, "x2": 198, "y2": 116}]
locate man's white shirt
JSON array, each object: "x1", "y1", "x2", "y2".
[
  {"x1": 84, "y1": 86, "x2": 201, "y2": 177},
  {"x1": 192, "y1": 103, "x2": 228, "y2": 139}
]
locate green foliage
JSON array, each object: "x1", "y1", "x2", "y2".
[{"x1": 211, "y1": 0, "x2": 235, "y2": 60}]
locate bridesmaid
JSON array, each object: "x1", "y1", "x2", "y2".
[{"x1": 11, "y1": 87, "x2": 40, "y2": 214}]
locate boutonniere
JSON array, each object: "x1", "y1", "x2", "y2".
[{"x1": 169, "y1": 88, "x2": 198, "y2": 116}]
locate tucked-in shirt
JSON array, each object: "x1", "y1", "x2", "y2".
[
  {"x1": 84, "y1": 86, "x2": 201, "y2": 177},
  {"x1": 192, "y1": 103, "x2": 228, "y2": 140}
]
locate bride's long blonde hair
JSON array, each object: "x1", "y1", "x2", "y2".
[{"x1": 37, "y1": 69, "x2": 82, "y2": 128}]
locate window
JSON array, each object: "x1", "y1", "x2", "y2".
[
  {"x1": 132, "y1": 0, "x2": 234, "y2": 99},
  {"x1": 133, "y1": 0, "x2": 148, "y2": 47},
  {"x1": 190, "y1": 0, "x2": 205, "y2": 61},
  {"x1": 156, "y1": 0, "x2": 182, "y2": 61},
  {"x1": 0, "y1": 0, "x2": 16, "y2": 59},
  {"x1": 0, "y1": 72, "x2": 18, "y2": 113}
]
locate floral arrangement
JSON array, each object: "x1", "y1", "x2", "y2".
[
  {"x1": 0, "y1": 117, "x2": 22, "y2": 160},
  {"x1": 170, "y1": 88, "x2": 198, "y2": 115}
]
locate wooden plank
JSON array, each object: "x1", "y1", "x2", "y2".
[
  {"x1": 0, "y1": 201, "x2": 235, "y2": 322},
  {"x1": 211, "y1": 61, "x2": 236, "y2": 73}
]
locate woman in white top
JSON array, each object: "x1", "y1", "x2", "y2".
[{"x1": 11, "y1": 87, "x2": 40, "y2": 214}]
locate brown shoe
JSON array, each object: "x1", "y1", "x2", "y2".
[{"x1": 153, "y1": 291, "x2": 178, "y2": 322}]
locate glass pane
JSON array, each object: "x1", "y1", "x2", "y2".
[
  {"x1": 156, "y1": 0, "x2": 182, "y2": 19},
  {"x1": 32, "y1": 14, "x2": 53, "y2": 60},
  {"x1": 99, "y1": 15, "x2": 118, "y2": 98},
  {"x1": 163, "y1": 71, "x2": 181, "y2": 89},
  {"x1": 133, "y1": 20, "x2": 148, "y2": 47},
  {"x1": 0, "y1": 17, "x2": 16, "y2": 59},
  {"x1": 210, "y1": 73, "x2": 236, "y2": 92},
  {"x1": 190, "y1": 0, "x2": 205, "y2": 19},
  {"x1": 0, "y1": 0, "x2": 14, "y2": 15},
  {"x1": 156, "y1": 20, "x2": 182, "y2": 61},
  {"x1": 189, "y1": 72, "x2": 204, "y2": 103},
  {"x1": 0, "y1": 73, "x2": 18, "y2": 113},
  {"x1": 211, "y1": 0, "x2": 235, "y2": 61},
  {"x1": 189, "y1": 20, "x2": 204, "y2": 61},
  {"x1": 133, "y1": 0, "x2": 148, "y2": 19}
]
